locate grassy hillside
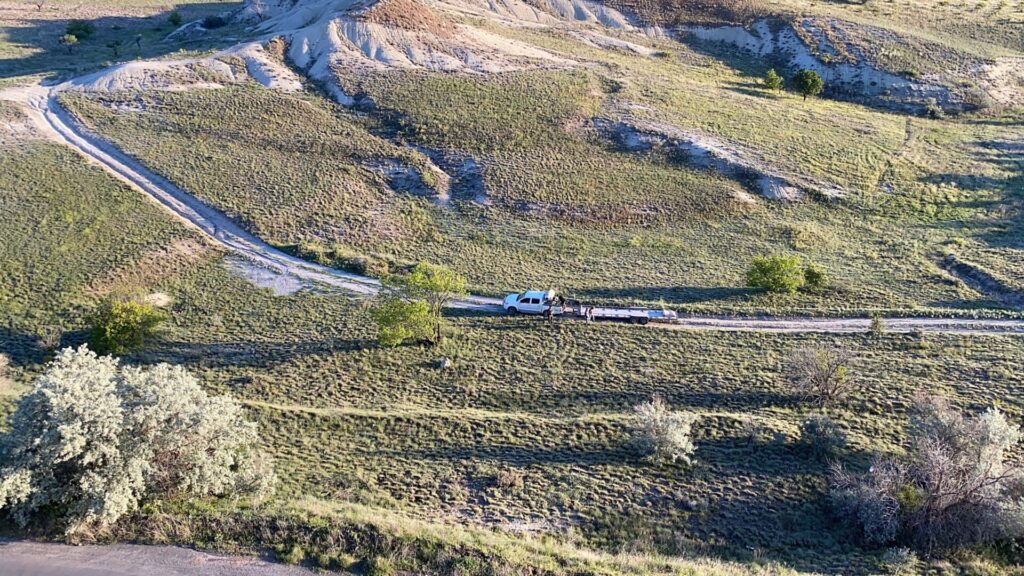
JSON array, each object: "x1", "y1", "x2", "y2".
[
  {"x1": 62, "y1": 64, "x2": 1023, "y2": 315},
  {"x1": 0, "y1": 104, "x2": 198, "y2": 341}
]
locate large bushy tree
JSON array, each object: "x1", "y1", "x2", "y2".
[
  {"x1": 371, "y1": 262, "x2": 467, "y2": 346},
  {"x1": 0, "y1": 346, "x2": 274, "y2": 538},
  {"x1": 831, "y1": 392, "x2": 1024, "y2": 556}
]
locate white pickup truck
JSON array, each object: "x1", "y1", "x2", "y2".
[{"x1": 502, "y1": 289, "x2": 678, "y2": 325}]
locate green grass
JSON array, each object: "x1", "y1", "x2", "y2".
[
  {"x1": 91, "y1": 256, "x2": 1023, "y2": 574},
  {"x1": 2, "y1": 108, "x2": 1022, "y2": 571},
  {"x1": 0, "y1": 0, "x2": 244, "y2": 84},
  {"x1": 0, "y1": 123, "x2": 194, "y2": 335},
  {"x1": 62, "y1": 72, "x2": 1023, "y2": 315}
]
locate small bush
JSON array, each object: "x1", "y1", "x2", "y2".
[
  {"x1": 799, "y1": 413, "x2": 847, "y2": 459},
  {"x1": 276, "y1": 544, "x2": 306, "y2": 565},
  {"x1": 0, "y1": 346, "x2": 274, "y2": 536},
  {"x1": 880, "y1": 547, "x2": 919, "y2": 575},
  {"x1": 764, "y1": 68, "x2": 784, "y2": 92},
  {"x1": 924, "y1": 98, "x2": 946, "y2": 119},
  {"x1": 747, "y1": 254, "x2": 805, "y2": 294},
  {"x1": 793, "y1": 69, "x2": 825, "y2": 101},
  {"x1": 66, "y1": 19, "x2": 94, "y2": 39},
  {"x1": 632, "y1": 395, "x2": 698, "y2": 465},
  {"x1": 59, "y1": 33, "x2": 78, "y2": 53},
  {"x1": 494, "y1": 469, "x2": 526, "y2": 493},
  {"x1": 831, "y1": 393, "x2": 1024, "y2": 555},
  {"x1": 168, "y1": 10, "x2": 183, "y2": 27},
  {"x1": 367, "y1": 556, "x2": 396, "y2": 576},
  {"x1": 89, "y1": 298, "x2": 166, "y2": 355},
  {"x1": 870, "y1": 314, "x2": 886, "y2": 337},
  {"x1": 803, "y1": 264, "x2": 828, "y2": 292},
  {"x1": 786, "y1": 346, "x2": 856, "y2": 407}
]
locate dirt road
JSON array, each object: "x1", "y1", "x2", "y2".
[
  {"x1": 0, "y1": 540, "x2": 314, "y2": 576},
  {"x1": 3, "y1": 82, "x2": 1023, "y2": 335}
]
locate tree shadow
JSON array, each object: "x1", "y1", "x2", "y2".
[
  {"x1": 574, "y1": 285, "x2": 756, "y2": 305},
  {"x1": 133, "y1": 335, "x2": 373, "y2": 370},
  {"x1": 0, "y1": 2, "x2": 245, "y2": 82}
]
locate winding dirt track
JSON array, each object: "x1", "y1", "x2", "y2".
[{"x1": 5, "y1": 83, "x2": 1024, "y2": 336}]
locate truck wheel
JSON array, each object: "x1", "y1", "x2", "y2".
[
  {"x1": 639, "y1": 317, "x2": 650, "y2": 326},
  {"x1": 507, "y1": 307, "x2": 518, "y2": 315}
]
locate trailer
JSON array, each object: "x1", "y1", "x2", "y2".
[{"x1": 502, "y1": 290, "x2": 678, "y2": 325}]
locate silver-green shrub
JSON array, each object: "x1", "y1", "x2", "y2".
[
  {"x1": 831, "y1": 392, "x2": 1024, "y2": 555},
  {"x1": 633, "y1": 395, "x2": 698, "y2": 465},
  {"x1": 0, "y1": 346, "x2": 274, "y2": 537}
]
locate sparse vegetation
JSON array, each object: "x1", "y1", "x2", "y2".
[
  {"x1": 786, "y1": 346, "x2": 856, "y2": 407},
  {"x1": 4, "y1": 0, "x2": 1024, "y2": 572},
  {"x1": 831, "y1": 392, "x2": 1024, "y2": 555}
]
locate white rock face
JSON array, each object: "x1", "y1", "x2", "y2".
[{"x1": 685, "y1": 19, "x2": 954, "y2": 108}]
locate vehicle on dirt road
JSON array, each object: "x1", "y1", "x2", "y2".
[{"x1": 502, "y1": 290, "x2": 679, "y2": 325}]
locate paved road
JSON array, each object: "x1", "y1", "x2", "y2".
[
  {"x1": 0, "y1": 540, "x2": 315, "y2": 576},
  {"x1": 2, "y1": 82, "x2": 1023, "y2": 335}
]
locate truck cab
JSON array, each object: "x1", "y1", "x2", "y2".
[{"x1": 503, "y1": 290, "x2": 556, "y2": 315}]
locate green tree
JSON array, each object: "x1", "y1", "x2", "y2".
[
  {"x1": 803, "y1": 264, "x2": 828, "y2": 292},
  {"x1": 380, "y1": 263, "x2": 467, "y2": 344},
  {"x1": 89, "y1": 299, "x2": 166, "y2": 355},
  {"x1": 746, "y1": 254, "x2": 806, "y2": 294},
  {"x1": 0, "y1": 346, "x2": 274, "y2": 537},
  {"x1": 66, "y1": 19, "x2": 94, "y2": 39},
  {"x1": 369, "y1": 298, "x2": 432, "y2": 347},
  {"x1": 793, "y1": 69, "x2": 825, "y2": 101},
  {"x1": 764, "y1": 68, "x2": 784, "y2": 92},
  {"x1": 168, "y1": 10, "x2": 183, "y2": 27},
  {"x1": 59, "y1": 33, "x2": 78, "y2": 54}
]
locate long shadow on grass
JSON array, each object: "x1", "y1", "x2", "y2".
[
  {"x1": 575, "y1": 285, "x2": 756, "y2": 305},
  {"x1": 926, "y1": 137, "x2": 1024, "y2": 253},
  {"x1": 136, "y1": 336, "x2": 372, "y2": 369},
  {"x1": 0, "y1": 3, "x2": 243, "y2": 81}
]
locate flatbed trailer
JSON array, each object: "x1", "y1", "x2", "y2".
[{"x1": 501, "y1": 290, "x2": 678, "y2": 325}]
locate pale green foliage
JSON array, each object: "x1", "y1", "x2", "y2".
[
  {"x1": 632, "y1": 396, "x2": 698, "y2": 465},
  {"x1": 764, "y1": 68, "x2": 784, "y2": 92},
  {"x1": 0, "y1": 346, "x2": 274, "y2": 537},
  {"x1": 59, "y1": 34, "x2": 78, "y2": 53},
  {"x1": 378, "y1": 263, "x2": 468, "y2": 345},
  {"x1": 799, "y1": 413, "x2": 847, "y2": 459},
  {"x1": 746, "y1": 254, "x2": 805, "y2": 294},
  {"x1": 369, "y1": 298, "x2": 432, "y2": 347},
  {"x1": 831, "y1": 393, "x2": 1024, "y2": 554}
]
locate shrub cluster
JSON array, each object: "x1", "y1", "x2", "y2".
[
  {"x1": 831, "y1": 392, "x2": 1024, "y2": 555},
  {"x1": 0, "y1": 346, "x2": 274, "y2": 538}
]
